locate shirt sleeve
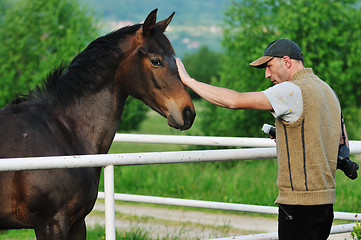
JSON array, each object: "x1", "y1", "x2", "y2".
[{"x1": 262, "y1": 82, "x2": 303, "y2": 123}]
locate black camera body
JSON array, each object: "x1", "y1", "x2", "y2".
[{"x1": 337, "y1": 144, "x2": 359, "y2": 180}]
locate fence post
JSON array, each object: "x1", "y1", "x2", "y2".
[{"x1": 104, "y1": 164, "x2": 116, "y2": 240}]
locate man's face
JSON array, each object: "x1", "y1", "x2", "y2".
[{"x1": 265, "y1": 57, "x2": 289, "y2": 85}]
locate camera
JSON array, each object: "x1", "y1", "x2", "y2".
[
  {"x1": 262, "y1": 124, "x2": 276, "y2": 138},
  {"x1": 337, "y1": 144, "x2": 359, "y2": 180}
]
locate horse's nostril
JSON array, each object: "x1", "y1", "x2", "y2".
[{"x1": 182, "y1": 106, "x2": 195, "y2": 129}]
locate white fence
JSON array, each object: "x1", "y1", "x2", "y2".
[{"x1": 1, "y1": 133, "x2": 361, "y2": 239}]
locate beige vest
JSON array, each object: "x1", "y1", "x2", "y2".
[{"x1": 275, "y1": 68, "x2": 341, "y2": 205}]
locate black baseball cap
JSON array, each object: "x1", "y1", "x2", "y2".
[{"x1": 250, "y1": 38, "x2": 303, "y2": 68}]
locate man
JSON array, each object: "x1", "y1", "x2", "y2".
[{"x1": 176, "y1": 38, "x2": 345, "y2": 240}]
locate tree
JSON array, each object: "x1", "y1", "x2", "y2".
[
  {"x1": 0, "y1": 0, "x2": 98, "y2": 106},
  {"x1": 0, "y1": 0, "x2": 8, "y2": 23},
  {"x1": 0, "y1": 0, "x2": 149, "y2": 132},
  {"x1": 201, "y1": 0, "x2": 361, "y2": 139},
  {"x1": 117, "y1": 97, "x2": 148, "y2": 132},
  {"x1": 182, "y1": 46, "x2": 224, "y2": 99}
]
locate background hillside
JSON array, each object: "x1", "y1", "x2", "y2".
[{"x1": 86, "y1": 0, "x2": 230, "y2": 56}]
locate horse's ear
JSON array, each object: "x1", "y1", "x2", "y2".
[
  {"x1": 142, "y1": 9, "x2": 158, "y2": 37},
  {"x1": 156, "y1": 12, "x2": 175, "y2": 33}
]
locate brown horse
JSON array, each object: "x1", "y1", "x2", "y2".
[{"x1": 0, "y1": 9, "x2": 195, "y2": 239}]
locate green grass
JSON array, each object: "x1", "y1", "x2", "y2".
[
  {"x1": 108, "y1": 160, "x2": 278, "y2": 205},
  {"x1": 0, "y1": 229, "x2": 35, "y2": 240},
  {"x1": 0, "y1": 226, "x2": 149, "y2": 240}
]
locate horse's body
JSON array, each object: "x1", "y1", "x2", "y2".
[{"x1": 0, "y1": 9, "x2": 195, "y2": 239}]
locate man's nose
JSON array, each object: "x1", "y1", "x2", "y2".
[{"x1": 265, "y1": 68, "x2": 271, "y2": 79}]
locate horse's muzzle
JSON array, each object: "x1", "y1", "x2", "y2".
[
  {"x1": 166, "y1": 105, "x2": 195, "y2": 131},
  {"x1": 180, "y1": 106, "x2": 196, "y2": 131}
]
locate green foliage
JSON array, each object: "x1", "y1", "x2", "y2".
[
  {"x1": 201, "y1": 0, "x2": 361, "y2": 138},
  {"x1": 117, "y1": 97, "x2": 149, "y2": 132},
  {"x1": 0, "y1": 0, "x2": 98, "y2": 107},
  {"x1": 350, "y1": 222, "x2": 361, "y2": 240},
  {"x1": 0, "y1": 1, "x2": 8, "y2": 23},
  {"x1": 182, "y1": 46, "x2": 224, "y2": 99},
  {"x1": 183, "y1": 46, "x2": 223, "y2": 85}
]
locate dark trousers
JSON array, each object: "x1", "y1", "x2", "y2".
[{"x1": 278, "y1": 204, "x2": 334, "y2": 240}]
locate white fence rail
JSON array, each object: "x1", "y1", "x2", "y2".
[
  {"x1": 207, "y1": 223, "x2": 358, "y2": 240},
  {"x1": 114, "y1": 133, "x2": 361, "y2": 152},
  {"x1": 0, "y1": 148, "x2": 277, "y2": 171},
  {"x1": 1, "y1": 133, "x2": 360, "y2": 240},
  {"x1": 113, "y1": 133, "x2": 277, "y2": 147},
  {"x1": 96, "y1": 192, "x2": 361, "y2": 221}
]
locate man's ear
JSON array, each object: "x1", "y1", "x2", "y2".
[{"x1": 282, "y1": 56, "x2": 292, "y2": 68}]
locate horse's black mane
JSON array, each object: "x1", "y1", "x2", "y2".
[{"x1": 11, "y1": 23, "x2": 174, "y2": 107}]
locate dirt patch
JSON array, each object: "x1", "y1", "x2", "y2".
[{"x1": 86, "y1": 200, "x2": 352, "y2": 239}]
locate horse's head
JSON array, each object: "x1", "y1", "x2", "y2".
[{"x1": 117, "y1": 9, "x2": 195, "y2": 131}]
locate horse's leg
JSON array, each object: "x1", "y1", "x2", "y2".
[
  {"x1": 33, "y1": 213, "x2": 70, "y2": 240},
  {"x1": 69, "y1": 219, "x2": 86, "y2": 240},
  {"x1": 34, "y1": 222, "x2": 69, "y2": 240},
  {"x1": 33, "y1": 215, "x2": 87, "y2": 240}
]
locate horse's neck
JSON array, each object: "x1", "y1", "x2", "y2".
[{"x1": 58, "y1": 86, "x2": 127, "y2": 154}]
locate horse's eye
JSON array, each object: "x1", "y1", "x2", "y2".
[{"x1": 150, "y1": 59, "x2": 161, "y2": 67}]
